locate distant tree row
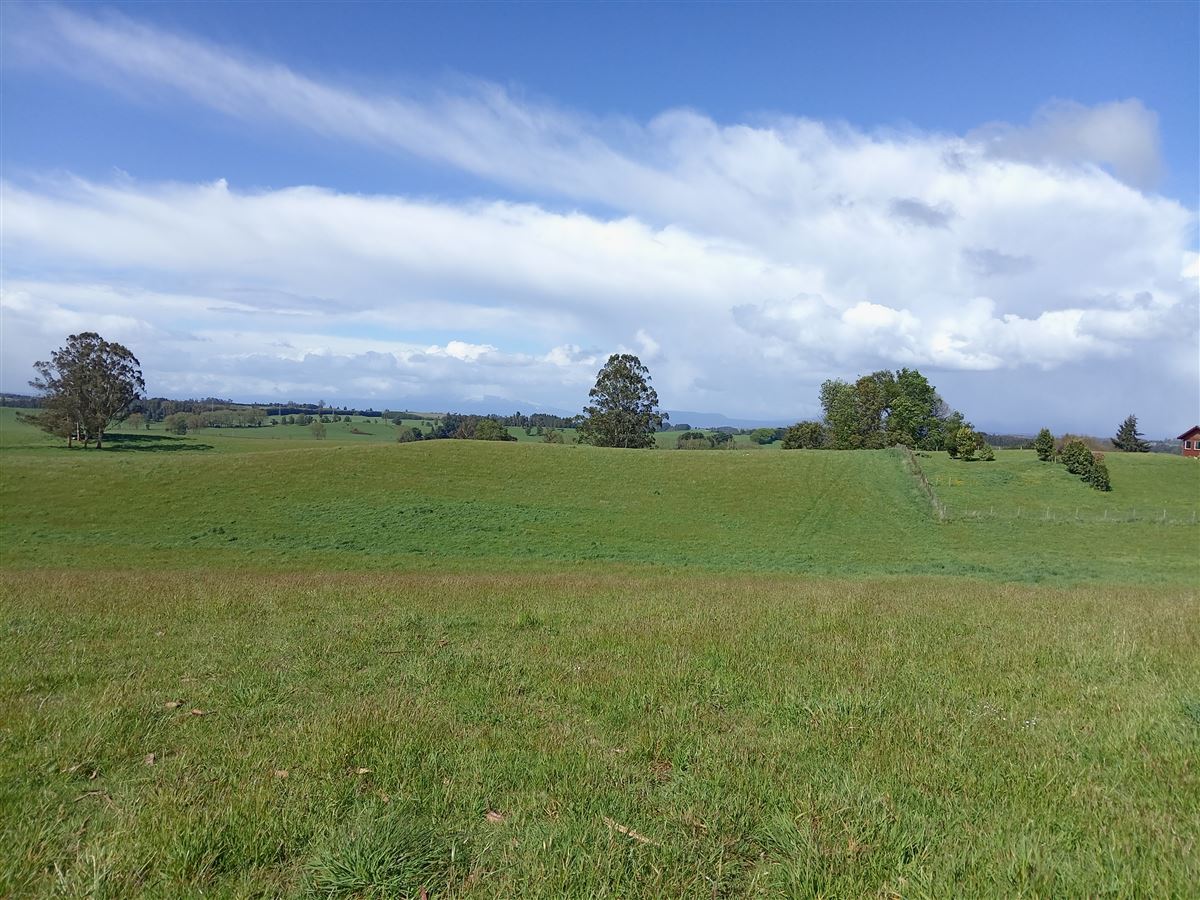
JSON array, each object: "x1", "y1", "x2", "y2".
[{"x1": 676, "y1": 431, "x2": 735, "y2": 450}]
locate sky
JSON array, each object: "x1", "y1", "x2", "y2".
[{"x1": 1, "y1": 1, "x2": 1197, "y2": 435}]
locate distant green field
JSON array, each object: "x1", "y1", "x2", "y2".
[
  {"x1": 3, "y1": 405, "x2": 1198, "y2": 896},
  {"x1": 0, "y1": 407, "x2": 769, "y2": 452}
]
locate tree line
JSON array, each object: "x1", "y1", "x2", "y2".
[{"x1": 15, "y1": 333, "x2": 1159, "y2": 483}]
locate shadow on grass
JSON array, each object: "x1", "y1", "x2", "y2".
[{"x1": 102, "y1": 433, "x2": 214, "y2": 452}]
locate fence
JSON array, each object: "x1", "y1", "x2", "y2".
[
  {"x1": 942, "y1": 506, "x2": 1199, "y2": 525},
  {"x1": 894, "y1": 445, "x2": 947, "y2": 521}
]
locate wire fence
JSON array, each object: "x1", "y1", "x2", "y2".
[
  {"x1": 893, "y1": 446, "x2": 1198, "y2": 526},
  {"x1": 943, "y1": 506, "x2": 1199, "y2": 525},
  {"x1": 895, "y1": 445, "x2": 947, "y2": 521}
]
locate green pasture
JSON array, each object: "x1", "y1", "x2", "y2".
[
  {"x1": 920, "y1": 449, "x2": 1198, "y2": 522},
  {"x1": 2, "y1": 572, "x2": 1197, "y2": 897},
  {"x1": 2, "y1": 406, "x2": 1198, "y2": 896},
  {"x1": 1, "y1": 408, "x2": 1196, "y2": 582}
]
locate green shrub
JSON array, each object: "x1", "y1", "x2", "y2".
[
  {"x1": 956, "y1": 427, "x2": 979, "y2": 461},
  {"x1": 978, "y1": 443, "x2": 995, "y2": 461},
  {"x1": 781, "y1": 421, "x2": 825, "y2": 449},
  {"x1": 750, "y1": 427, "x2": 779, "y2": 445},
  {"x1": 677, "y1": 431, "x2": 714, "y2": 450},
  {"x1": 1087, "y1": 458, "x2": 1112, "y2": 491},
  {"x1": 1060, "y1": 439, "x2": 1093, "y2": 475},
  {"x1": 473, "y1": 419, "x2": 516, "y2": 441}
]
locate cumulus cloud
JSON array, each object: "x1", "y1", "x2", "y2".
[
  {"x1": 1, "y1": 5, "x2": 1196, "y2": 433},
  {"x1": 890, "y1": 198, "x2": 956, "y2": 229},
  {"x1": 971, "y1": 99, "x2": 1164, "y2": 189}
]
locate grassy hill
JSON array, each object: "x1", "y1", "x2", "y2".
[{"x1": 1, "y1": 419, "x2": 1197, "y2": 581}]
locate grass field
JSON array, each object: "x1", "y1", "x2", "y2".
[{"x1": 2, "y1": 408, "x2": 1198, "y2": 896}]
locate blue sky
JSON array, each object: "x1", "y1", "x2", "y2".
[{"x1": 2, "y1": 1, "x2": 1197, "y2": 433}]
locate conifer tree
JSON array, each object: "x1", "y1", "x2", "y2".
[
  {"x1": 1111, "y1": 414, "x2": 1150, "y2": 452},
  {"x1": 1033, "y1": 428, "x2": 1055, "y2": 461}
]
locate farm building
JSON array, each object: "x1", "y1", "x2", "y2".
[{"x1": 1178, "y1": 425, "x2": 1200, "y2": 458}]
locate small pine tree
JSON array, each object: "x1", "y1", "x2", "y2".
[
  {"x1": 1111, "y1": 414, "x2": 1150, "y2": 452},
  {"x1": 978, "y1": 442, "x2": 995, "y2": 461},
  {"x1": 1033, "y1": 428, "x2": 1055, "y2": 461}
]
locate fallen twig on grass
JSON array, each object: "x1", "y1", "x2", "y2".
[{"x1": 603, "y1": 815, "x2": 658, "y2": 845}]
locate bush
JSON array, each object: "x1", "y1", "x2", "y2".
[
  {"x1": 676, "y1": 432, "x2": 713, "y2": 450},
  {"x1": 781, "y1": 421, "x2": 825, "y2": 449},
  {"x1": 310, "y1": 422, "x2": 327, "y2": 440},
  {"x1": 956, "y1": 427, "x2": 979, "y2": 461},
  {"x1": 749, "y1": 427, "x2": 778, "y2": 445},
  {"x1": 543, "y1": 429, "x2": 564, "y2": 444},
  {"x1": 978, "y1": 443, "x2": 995, "y2": 461},
  {"x1": 1087, "y1": 458, "x2": 1112, "y2": 491},
  {"x1": 396, "y1": 427, "x2": 423, "y2": 443},
  {"x1": 163, "y1": 412, "x2": 189, "y2": 435},
  {"x1": 1059, "y1": 439, "x2": 1093, "y2": 475},
  {"x1": 473, "y1": 419, "x2": 516, "y2": 442}
]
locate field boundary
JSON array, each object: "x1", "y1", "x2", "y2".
[
  {"x1": 895, "y1": 445, "x2": 947, "y2": 521},
  {"x1": 941, "y1": 505, "x2": 1199, "y2": 525}
]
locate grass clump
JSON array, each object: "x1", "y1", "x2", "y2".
[{"x1": 306, "y1": 806, "x2": 459, "y2": 897}]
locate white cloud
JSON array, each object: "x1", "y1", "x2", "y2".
[
  {"x1": 971, "y1": 99, "x2": 1163, "y2": 189},
  {"x1": 1, "y1": 6, "x2": 1197, "y2": 433}
]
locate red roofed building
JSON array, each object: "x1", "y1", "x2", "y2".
[{"x1": 1178, "y1": 426, "x2": 1200, "y2": 458}]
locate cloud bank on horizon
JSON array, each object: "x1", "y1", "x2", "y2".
[{"x1": 1, "y1": 5, "x2": 1197, "y2": 433}]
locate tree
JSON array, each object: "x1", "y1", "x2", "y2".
[
  {"x1": 310, "y1": 421, "x2": 327, "y2": 439},
  {"x1": 543, "y1": 428, "x2": 564, "y2": 444},
  {"x1": 820, "y1": 368, "x2": 958, "y2": 450},
  {"x1": 163, "y1": 412, "x2": 189, "y2": 435},
  {"x1": 473, "y1": 418, "x2": 516, "y2": 441},
  {"x1": 781, "y1": 421, "x2": 825, "y2": 449},
  {"x1": 125, "y1": 412, "x2": 146, "y2": 431},
  {"x1": 577, "y1": 354, "x2": 666, "y2": 449},
  {"x1": 1111, "y1": 414, "x2": 1150, "y2": 453},
  {"x1": 749, "y1": 427, "x2": 778, "y2": 445},
  {"x1": 978, "y1": 442, "x2": 996, "y2": 461},
  {"x1": 26, "y1": 332, "x2": 144, "y2": 449},
  {"x1": 1033, "y1": 428, "x2": 1055, "y2": 461}
]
